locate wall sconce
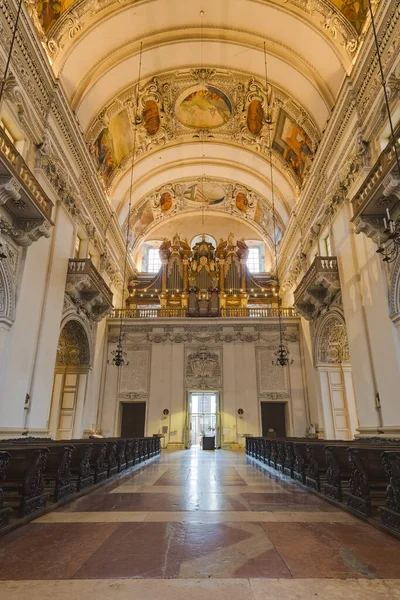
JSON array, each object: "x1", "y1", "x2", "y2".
[
  {"x1": 163, "y1": 408, "x2": 169, "y2": 419},
  {"x1": 237, "y1": 408, "x2": 244, "y2": 418}
]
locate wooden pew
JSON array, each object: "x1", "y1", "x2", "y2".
[
  {"x1": 305, "y1": 441, "x2": 347, "y2": 492},
  {"x1": 40, "y1": 443, "x2": 76, "y2": 502},
  {"x1": 69, "y1": 440, "x2": 110, "y2": 482},
  {"x1": 380, "y1": 450, "x2": 400, "y2": 533},
  {"x1": 323, "y1": 444, "x2": 353, "y2": 502},
  {"x1": 0, "y1": 451, "x2": 12, "y2": 527},
  {"x1": 347, "y1": 444, "x2": 400, "y2": 517},
  {"x1": 67, "y1": 442, "x2": 95, "y2": 489},
  {"x1": 0, "y1": 446, "x2": 49, "y2": 517}
]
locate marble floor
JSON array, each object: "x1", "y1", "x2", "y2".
[{"x1": 1, "y1": 448, "x2": 400, "y2": 599}]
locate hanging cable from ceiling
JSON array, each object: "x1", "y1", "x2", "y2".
[
  {"x1": 0, "y1": 0, "x2": 23, "y2": 109},
  {"x1": 263, "y1": 42, "x2": 293, "y2": 367},
  {"x1": 111, "y1": 42, "x2": 144, "y2": 368},
  {"x1": 200, "y1": 9, "x2": 206, "y2": 227}
]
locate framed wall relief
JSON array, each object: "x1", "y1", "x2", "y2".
[
  {"x1": 256, "y1": 346, "x2": 290, "y2": 398},
  {"x1": 118, "y1": 347, "x2": 151, "y2": 397}
]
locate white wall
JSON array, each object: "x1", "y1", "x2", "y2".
[{"x1": 100, "y1": 318, "x2": 308, "y2": 447}]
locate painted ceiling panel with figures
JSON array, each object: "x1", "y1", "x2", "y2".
[{"x1": 24, "y1": 0, "x2": 374, "y2": 259}]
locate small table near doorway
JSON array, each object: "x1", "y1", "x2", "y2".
[{"x1": 202, "y1": 436, "x2": 215, "y2": 450}]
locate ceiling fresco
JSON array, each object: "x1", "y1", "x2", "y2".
[
  {"x1": 88, "y1": 69, "x2": 320, "y2": 192},
  {"x1": 92, "y1": 109, "x2": 133, "y2": 179},
  {"x1": 330, "y1": 0, "x2": 369, "y2": 34},
  {"x1": 126, "y1": 179, "x2": 284, "y2": 251},
  {"x1": 36, "y1": 0, "x2": 74, "y2": 32},
  {"x1": 175, "y1": 87, "x2": 233, "y2": 129}
]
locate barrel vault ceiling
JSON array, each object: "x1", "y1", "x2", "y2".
[{"x1": 26, "y1": 0, "x2": 371, "y2": 256}]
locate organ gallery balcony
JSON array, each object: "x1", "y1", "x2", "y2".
[
  {"x1": 124, "y1": 233, "x2": 282, "y2": 318},
  {"x1": 352, "y1": 122, "x2": 400, "y2": 239},
  {"x1": 66, "y1": 259, "x2": 114, "y2": 322},
  {"x1": 0, "y1": 127, "x2": 53, "y2": 245},
  {"x1": 293, "y1": 256, "x2": 340, "y2": 321},
  {"x1": 110, "y1": 307, "x2": 297, "y2": 319}
]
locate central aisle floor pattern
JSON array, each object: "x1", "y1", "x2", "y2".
[{"x1": 1, "y1": 448, "x2": 400, "y2": 599}]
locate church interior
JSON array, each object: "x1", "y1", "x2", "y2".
[{"x1": 1, "y1": 0, "x2": 400, "y2": 597}]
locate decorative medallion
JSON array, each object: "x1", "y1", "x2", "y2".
[
  {"x1": 143, "y1": 100, "x2": 161, "y2": 135},
  {"x1": 247, "y1": 99, "x2": 264, "y2": 135}
]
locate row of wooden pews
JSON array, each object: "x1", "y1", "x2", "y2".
[
  {"x1": 245, "y1": 436, "x2": 400, "y2": 536},
  {"x1": 0, "y1": 436, "x2": 161, "y2": 530}
]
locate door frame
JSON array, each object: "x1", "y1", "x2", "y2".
[
  {"x1": 259, "y1": 399, "x2": 290, "y2": 437},
  {"x1": 117, "y1": 399, "x2": 148, "y2": 437},
  {"x1": 185, "y1": 390, "x2": 221, "y2": 449}
]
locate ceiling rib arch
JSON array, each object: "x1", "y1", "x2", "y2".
[
  {"x1": 32, "y1": 0, "x2": 360, "y2": 75},
  {"x1": 114, "y1": 146, "x2": 293, "y2": 228}
]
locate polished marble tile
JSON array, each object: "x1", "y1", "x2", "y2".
[
  {"x1": 263, "y1": 522, "x2": 400, "y2": 578},
  {"x1": 0, "y1": 523, "x2": 118, "y2": 580},
  {"x1": 250, "y1": 579, "x2": 396, "y2": 599},
  {"x1": 2, "y1": 447, "x2": 400, "y2": 587},
  {"x1": 0, "y1": 579, "x2": 257, "y2": 600},
  {"x1": 74, "y1": 522, "x2": 187, "y2": 579},
  {"x1": 35, "y1": 510, "x2": 355, "y2": 524}
]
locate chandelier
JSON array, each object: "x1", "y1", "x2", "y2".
[
  {"x1": 263, "y1": 43, "x2": 293, "y2": 367},
  {"x1": 368, "y1": 0, "x2": 400, "y2": 264},
  {"x1": 112, "y1": 43, "x2": 143, "y2": 367}
]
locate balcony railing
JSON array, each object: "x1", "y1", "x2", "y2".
[
  {"x1": 68, "y1": 259, "x2": 113, "y2": 307},
  {"x1": 110, "y1": 307, "x2": 297, "y2": 319},
  {"x1": 0, "y1": 126, "x2": 53, "y2": 220},
  {"x1": 294, "y1": 256, "x2": 338, "y2": 305},
  {"x1": 293, "y1": 256, "x2": 340, "y2": 321},
  {"x1": 66, "y1": 259, "x2": 114, "y2": 321},
  {"x1": 352, "y1": 120, "x2": 400, "y2": 219}
]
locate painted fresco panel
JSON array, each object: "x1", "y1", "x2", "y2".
[
  {"x1": 36, "y1": 0, "x2": 75, "y2": 32},
  {"x1": 91, "y1": 110, "x2": 133, "y2": 180},
  {"x1": 272, "y1": 110, "x2": 314, "y2": 181},
  {"x1": 183, "y1": 182, "x2": 225, "y2": 205},
  {"x1": 254, "y1": 201, "x2": 283, "y2": 244},
  {"x1": 176, "y1": 86, "x2": 232, "y2": 129},
  {"x1": 129, "y1": 202, "x2": 154, "y2": 246},
  {"x1": 330, "y1": 0, "x2": 369, "y2": 34}
]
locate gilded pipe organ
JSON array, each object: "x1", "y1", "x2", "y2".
[{"x1": 127, "y1": 234, "x2": 278, "y2": 317}]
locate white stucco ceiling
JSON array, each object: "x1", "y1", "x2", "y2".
[{"x1": 29, "y1": 0, "x2": 362, "y2": 243}]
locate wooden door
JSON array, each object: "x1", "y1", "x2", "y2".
[
  {"x1": 261, "y1": 402, "x2": 286, "y2": 437},
  {"x1": 121, "y1": 402, "x2": 146, "y2": 437}
]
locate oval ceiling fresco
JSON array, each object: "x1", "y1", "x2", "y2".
[
  {"x1": 247, "y1": 100, "x2": 264, "y2": 136},
  {"x1": 175, "y1": 86, "x2": 232, "y2": 129},
  {"x1": 143, "y1": 100, "x2": 161, "y2": 135},
  {"x1": 183, "y1": 182, "x2": 226, "y2": 205}
]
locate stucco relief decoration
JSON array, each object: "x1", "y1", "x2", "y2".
[
  {"x1": 87, "y1": 68, "x2": 320, "y2": 193},
  {"x1": 26, "y1": 0, "x2": 361, "y2": 69},
  {"x1": 186, "y1": 347, "x2": 221, "y2": 390},
  {"x1": 119, "y1": 349, "x2": 150, "y2": 394},
  {"x1": 0, "y1": 254, "x2": 16, "y2": 328},
  {"x1": 56, "y1": 320, "x2": 90, "y2": 366},
  {"x1": 315, "y1": 313, "x2": 350, "y2": 364},
  {"x1": 257, "y1": 347, "x2": 289, "y2": 395},
  {"x1": 125, "y1": 178, "x2": 284, "y2": 253}
]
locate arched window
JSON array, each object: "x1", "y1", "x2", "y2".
[
  {"x1": 246, "y1": 241, "x2": 265, "y2": 273},
  {"x1": 142, "y1": 241, "x2": 162, "y2": 273},
  {"x1": 191, "y1": 234, "x2": 216, "y2": 248}
]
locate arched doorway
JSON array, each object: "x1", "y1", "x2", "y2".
[
  {"x1": 314, "y1": 310, "x2": 358, "y2": 440},
  {"x1": 49, "y1": 319, "x2": 91, "y2": 439}
]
